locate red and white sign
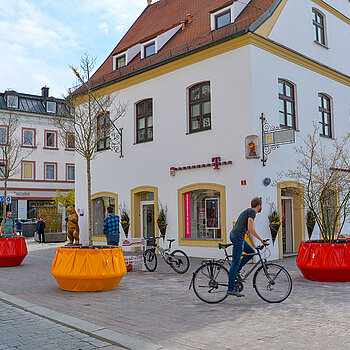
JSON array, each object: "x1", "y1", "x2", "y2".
[{"x1": 184, "y1": 192, "x2": 191, "y2": 238}]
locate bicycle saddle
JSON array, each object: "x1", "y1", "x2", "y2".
[
  {"x1": 167, "y1": 239, "x2": 175, "y2": 243},
  {"x1": 218, "y1": 243, "x2": 232, "y2": 249}
]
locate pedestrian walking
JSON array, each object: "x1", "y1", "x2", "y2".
[
  {"x1": 103, "y1": 206, "x2": 120, "y2": 246},
  {"x1": 0, "y1": 212, "x2": 17, "y2": 237},
  {"x1": 16, "y1": 219, "x2": 23, "y2": 236},
  {"x1": 36, "y1": 217, "x2": 46, "y2": 243}
]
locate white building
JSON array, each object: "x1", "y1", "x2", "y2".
[
  {"x1": 75, "y1": 0, "x2": 350, "y2": 259},
  {"x1": 0, "y1": 87, "x2": 75, "y2": 221}
]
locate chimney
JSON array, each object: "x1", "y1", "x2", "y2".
[
  {"x1": 41, "y1": 86, "x2": 49, "y2": 98},
  {"x1": 147, "y1": 0, "x2": 152, "y2": 5},
  {"x1": 187, "y1": 14, "x2": 192, "y2": 24},
  {"x1": 181, "y1": 20, "x2": 186, "y2": 31}
]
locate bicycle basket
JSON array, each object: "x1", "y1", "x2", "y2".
[{"x1": 146, "y1": 238, "x2": 156, "y2": 247}]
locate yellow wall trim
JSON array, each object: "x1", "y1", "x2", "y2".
[
  {"x1": 255, "y1": 0, "x2": 288, "y2": 38},
  {"x1": 312, "y1": 0, "x2": 350, "y2": 25},
  {"x1": 177, "y1": 183, "x2": 227, "y2": 247}
]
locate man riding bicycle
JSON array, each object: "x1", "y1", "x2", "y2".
[{"x1": 227, "y1": 197, "x2": 269, "y2": 297}]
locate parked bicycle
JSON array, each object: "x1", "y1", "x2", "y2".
[
  {"x1": 189, "y1": 240, "x2": 292, "y2": 303},
  {"x1": 143, "y1": 236, "x2": 190, "y2": 274}
]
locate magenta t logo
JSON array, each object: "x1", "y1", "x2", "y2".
[{"x1": 212, "y1": 157, "x2": 221, "y2": 170}]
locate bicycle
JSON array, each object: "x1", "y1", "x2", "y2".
[
  {"x1": 143, "y1": 236, "x2": 190, "y2": 274},
  {"x1": 189, "y1": 240, "x2": 292, "y2": 303}
]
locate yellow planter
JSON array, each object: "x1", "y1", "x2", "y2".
[{"x1": 51, "y1": 246, "x2": 127, "y2": 292}]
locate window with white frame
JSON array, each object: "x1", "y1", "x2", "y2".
[
  {"x1": 115, "y1": 54, "x2": 126, "y2": 69},
  {"x1": 45, "y1": 131, "x2": 57, "y2": 148},
  {"x1": 318, "y1": 94, "x2": 332, "y2": 138},
  {"x1": 0, "y1": 127, "x2": 8, "y2": 145},
  {"x1": 66, "y1": 133, "x2": 75, "y2": 150},
  {"x1": 45, "y1": 163, "x2": 56, "y2": 180},
  {"x1": 6, "y1": 95, "x2": 18, "y2": 109},
  {"x1": 215, "y1": 10, "x2": 231, "y2": 29},
  {"x1": 46, "y1": 101, "x2": 56, "y2": 113},
  {"x1": 144, "y1": 42, "x2": 156, "y2": 58},
  {"x1": 67, "y1": 164, "x2": 75, "y2": 181},
  {"x1": 22, "y1": 128, "x2": 35, "y2": 147},
  {"x1": 22, "y1": 161, "x2": 35, "y2": 180}
]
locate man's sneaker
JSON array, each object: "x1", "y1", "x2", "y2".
[{"x1": 226, "y1": 290, "x2": 245, "y2": 297}]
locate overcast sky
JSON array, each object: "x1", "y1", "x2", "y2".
[{"x1": 0, "y1": 0, "x2": 146, "y2": 98}]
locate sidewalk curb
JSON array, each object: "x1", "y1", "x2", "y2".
[{"x1": 0, "y1": 291, "x2": 164, "y2": 350}]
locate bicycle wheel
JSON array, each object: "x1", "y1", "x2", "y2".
[
  {"x1": 253, "y1": 263, "x2": 292, "y2": 303},
  {"x1": 169, "y1": 250, "x2": 190, "y2": 274},
  {"x1": 143, "y1": 249, "x2": 157, "y2": 272},
  {"x1": 192, "y1": 262, "x2": 229, "y2": 304}
]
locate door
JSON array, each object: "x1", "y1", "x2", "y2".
[
  {"x1": 141, "y1": 201, "x2": 154, "y2": 238},
  {"x1": 282, "y1": 197, "x2": 294, "y2": 254}
]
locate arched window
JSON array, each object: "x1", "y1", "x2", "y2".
[
  {"x1": 278, "y1": 80, "x2": 296, "y2": 130},
  {"x1": 318, "y1": 94, "x2": 332, "y2": 138},
  {"x1": 136, "y1": 99, "x2": 153, "y2": 143},
  {"x1": 188, "y1": 82, "x2": 211, "y2": 133},
  {"x1": 312, "y1": 9, "x2": 326, "y2": 45}
]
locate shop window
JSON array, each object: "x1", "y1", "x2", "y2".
[
  {"x1": 97, "y1": 112, "x2": 110, "y2": 151},
  {"x1": 183, "y1": 189, "x2": 221, "y2": 240},
  {"x1": 278, "y1": 80, "x2": 296, "y2": 130},
  {"x1": 93, "y1": 196, "x2": 115, "y2": 236},
  {"x1": 136, "y1": 99, "x2": 153, "y2": 143},
  {"x1": 189, "y1": 82, "x2": 211, "y2": 133}
]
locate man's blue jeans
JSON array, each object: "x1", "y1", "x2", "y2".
[
  {"x1": 228, "y1": 233, "x2": 255, "y2": 291},
  {"x1": 106, "y1": 234, "x2": 120, "y2": 246}
]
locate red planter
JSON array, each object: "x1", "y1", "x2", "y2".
[
  {"x1": 296, "y1": 240, "x2": 350, "y2": 282},
  {"x1": 0, "y1": 236, "x2": 28, "y2": 267}
]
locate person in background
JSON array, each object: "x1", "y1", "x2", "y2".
[
  {"x1": 103, "y1": 206, "x2": 120, "y2": 246},
  {"x1": 16, "y1": 218, "x2": 23, "y2": 236},
  {"x1": 0, "y1": 212, "x2": 17, "y2": 237},
  {"x1": 36, "y1": 217, "x2": 46, "y2": 243}
]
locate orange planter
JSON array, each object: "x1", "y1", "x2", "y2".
[
  {"x1": 0, "y1": 236, "x2": 28, "y2": 267},
  {"x1": 51, "y1": 246, "x2": 127, "y2": 292}
]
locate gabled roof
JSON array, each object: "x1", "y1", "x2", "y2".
[{"x1": 84, "y1": 0, "x2": 279, "y2": 91}]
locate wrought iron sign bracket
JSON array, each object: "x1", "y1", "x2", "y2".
[
  {"x1": 260, "y1": 113, "x2": 295, "y2": 166},
  {"x1": 110, "y1": 122, "x2": 123, "y2": 158}
]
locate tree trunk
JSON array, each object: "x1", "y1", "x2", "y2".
[{"x1": 87, "y1": 158, "x2": 93, "y2": 248}]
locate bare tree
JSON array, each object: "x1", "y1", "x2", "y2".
[
  {"x1": 281, "y1": 124, "x2": 350, "y2": 243},
  {"x1": 0, "y1": 106, "x2": 33, "y2": 235},
  {"x1": 52, "y1": 53, "x2": 127, "y2": 247}
]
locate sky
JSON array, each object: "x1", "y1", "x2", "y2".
[{"x1": 0, "y1": 0, "x2": 147, "y2": 98}]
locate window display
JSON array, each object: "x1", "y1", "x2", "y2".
[{"x1": 184, "y1": 189, "x2": 221, "y2": 240}]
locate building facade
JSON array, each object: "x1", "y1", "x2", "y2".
[
  {"x1": 0, "y1": 87, "x2": 75, "y2": 221},
  {"x1": 75, "y1": 0, "x2": 350, "y2": 259}
]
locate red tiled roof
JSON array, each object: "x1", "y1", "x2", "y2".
[{"x1": 87, "y1": 0, "x2": 277, "y2": 90}]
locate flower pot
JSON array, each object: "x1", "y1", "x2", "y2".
[
  {"x1": 121, "y1": 223, "x2": 130, "y2": 238},
  {"x1": 51, "y1": 245, "x2": 127, "y2": 292},
  {"x1": 158, "y1": 223, "x2": 168, "y2": 240},
  {"x1": 306, "y1": 222, "x2": 315, "y2": 240},
  {"x1": 0, "y1": 236, "x2": 28, "y2": 267},
  {"x1": 269, "y1": 223, "x2": 280, "y2": 245},
  {"x1": 296, "y1": 240, "x2": 350, "y2": 282}
]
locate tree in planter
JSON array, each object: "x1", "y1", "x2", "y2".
[
  {"x1": 52, "y1": 53, "x2": 127, "y2": 247},
  {"x1": 52, "y1": 190, "x2": 75, "y2": 234},
  {"x1": 267, "y1": 202, "x2": 281, "y2": 246},
  {"x1": 0, "y1": 104, "x2": 33, "y2": 235},
  {"x1": 157, "y1": 202, "x2": 168, "y2": 240},
  {"x1": 283, "y1": 124, "x2": 350, "y2": 243},
  {"x1": 119, "y1": 202, "x2": 130, "y2": 238}
]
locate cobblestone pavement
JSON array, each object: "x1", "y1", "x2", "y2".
[
  {"x1": 0, "y1": 239, "x2": 349, "y2": 350},
  {"x1": 0, "y1": 301, "x2": 123, "y2": 349}
]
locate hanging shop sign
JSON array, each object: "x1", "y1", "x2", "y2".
[
  {"x1": 260, "y1": 113, "x2": 295, "y2": 166},
  {"x1": 170, "y1": 156, "x2": 232, "y2": 176},
  {"x1": 0, "y1": 196, "x2": 12, "y2": 203}
]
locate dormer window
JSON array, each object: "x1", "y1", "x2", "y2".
[
  {"x1": 6, "y1": 95, "x2": 18, "y2": 109},
  {"x1": 215, "y1": 10, "x2": 231, "y2": 29},
  {"x1": 47, "y1": 101, "x2": 56, "y2": 113},
  {"x1": 114, "y1": 54, "x2": 126, "y2": 70},
  {"x1": 144, "y1": 42, "x2": 156, "y2": 58}
]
